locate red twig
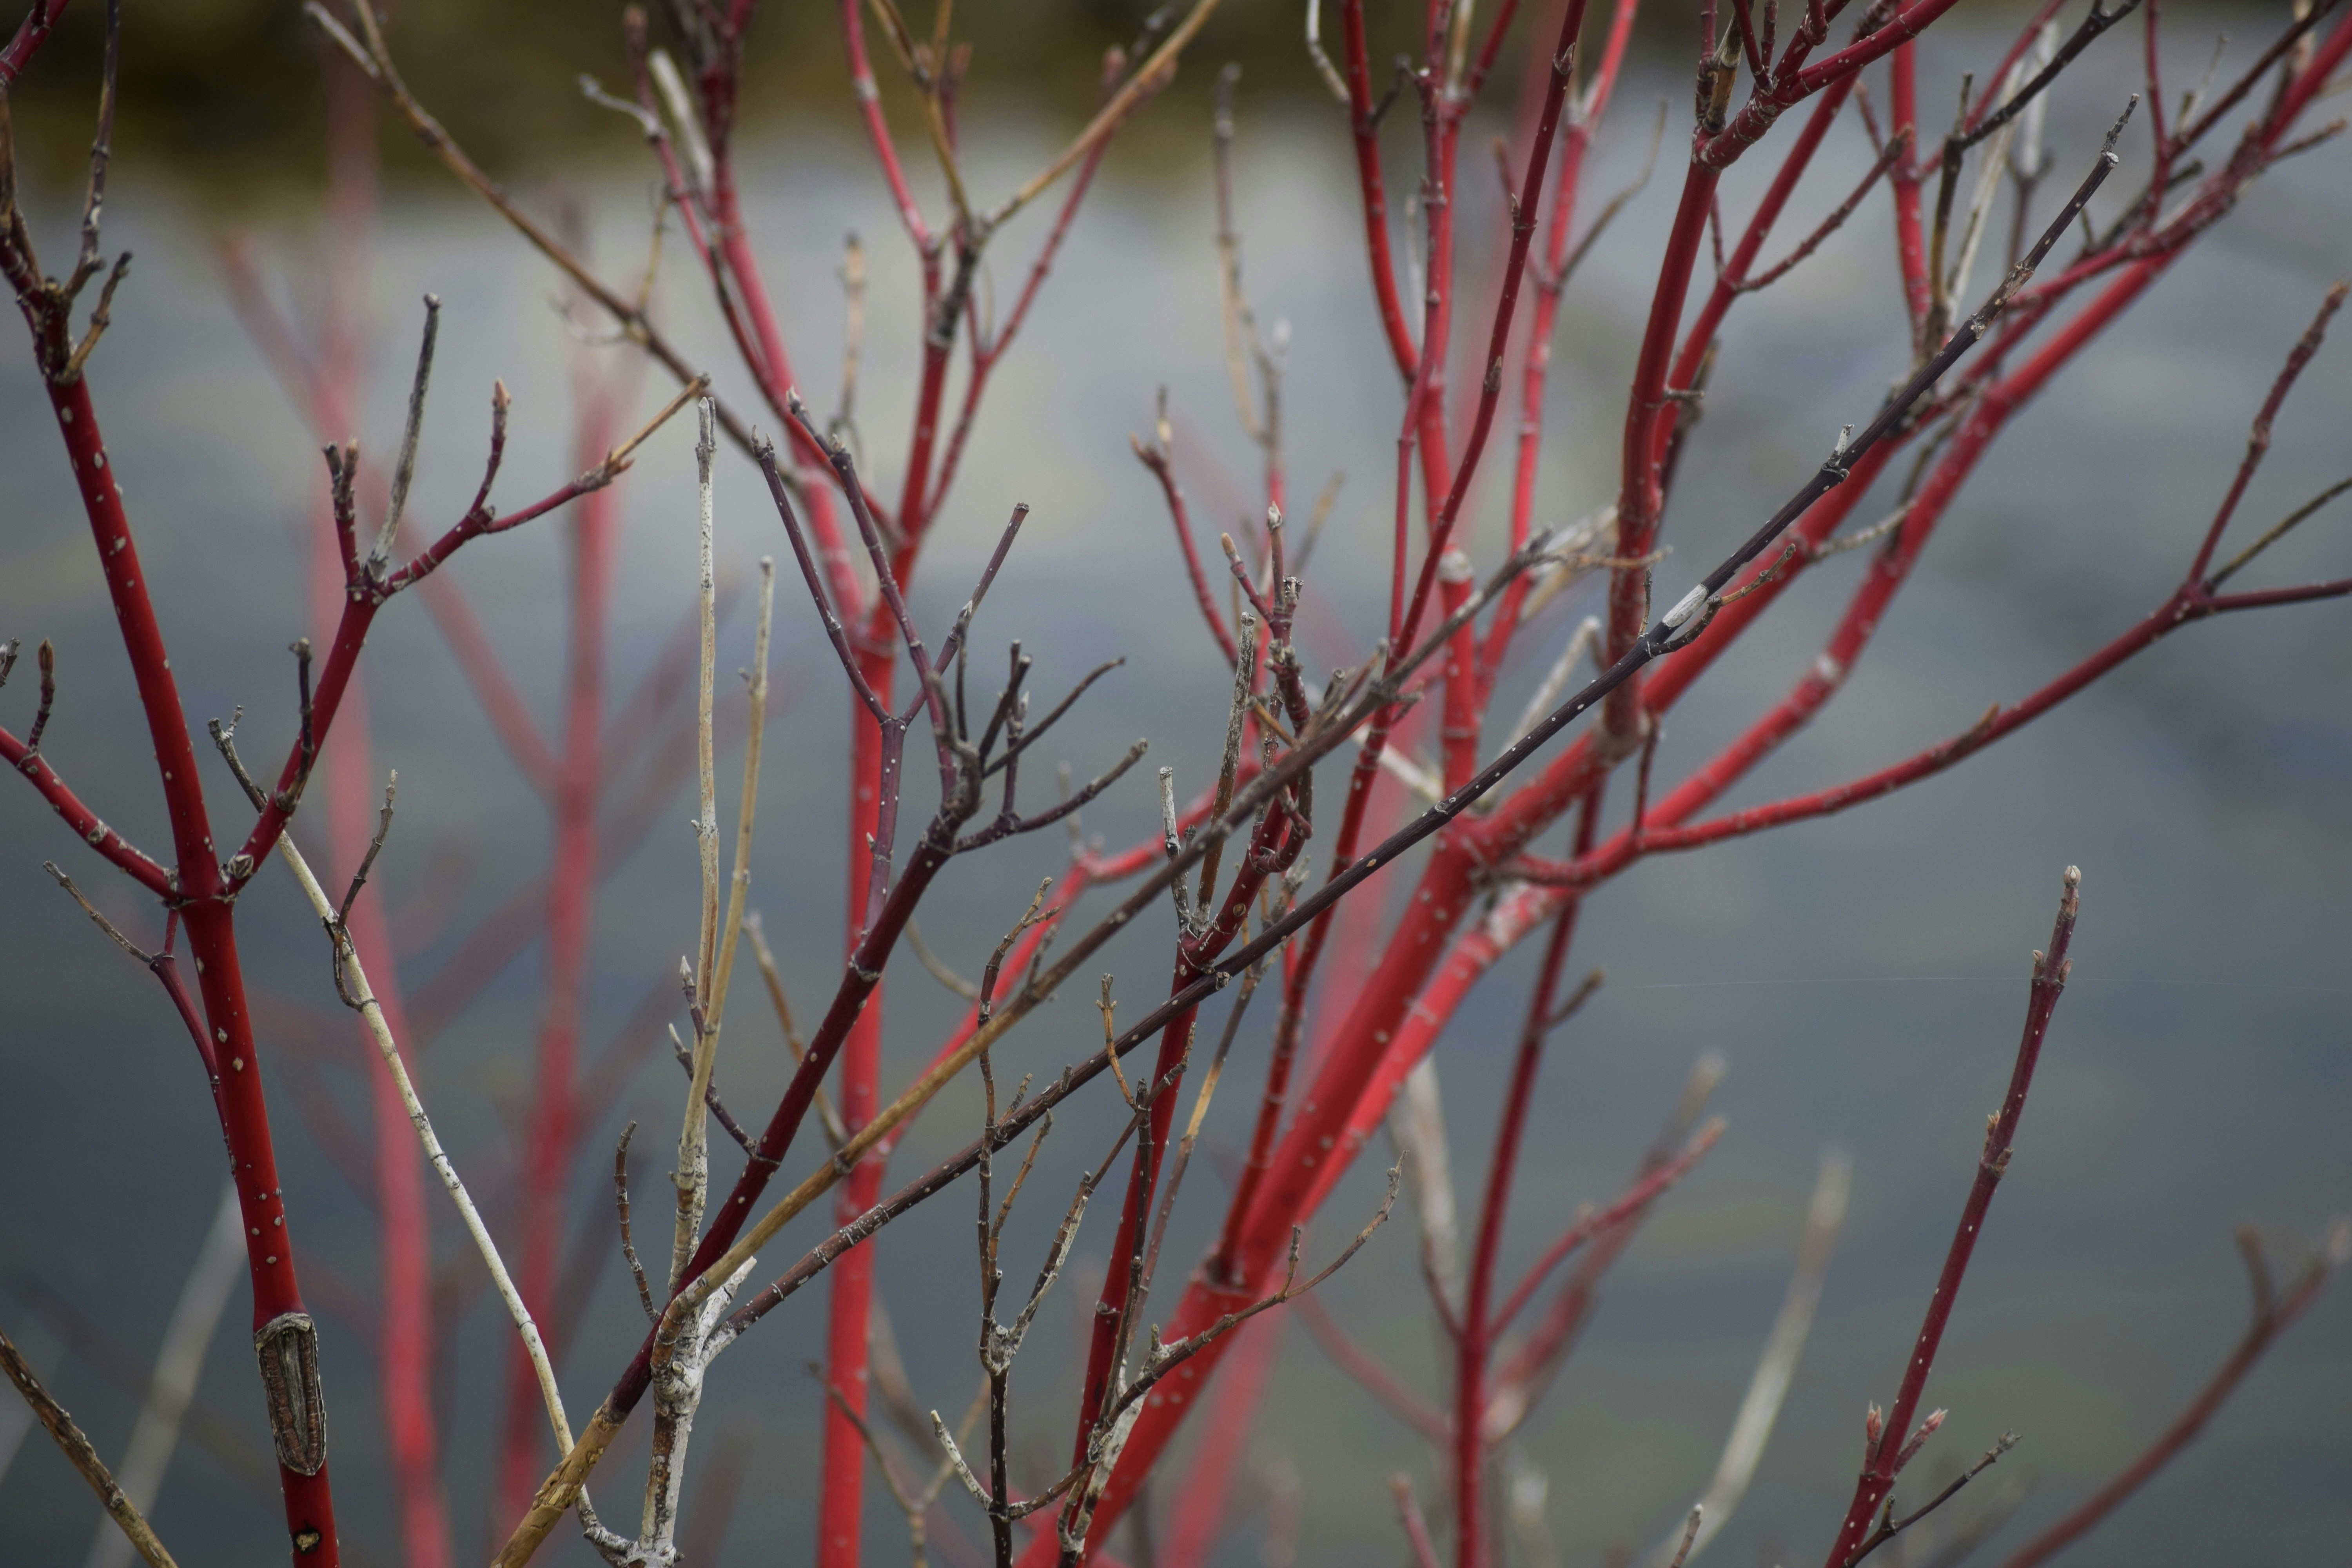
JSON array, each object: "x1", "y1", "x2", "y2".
[
  {"x1": 1292, "y1": 1292, "x2": 1449, "y2": 1442},
  {"x1": 1821, "y1": 869, "x2": 2080, "y2": 1568},
  {"x1": 1156, "y1": 1310, "x2": 1287, "y2": 1568},
  {"x1": 1453, "y1": 895, "x2": 1581, "y2": 1568},
  {"x1": 0, "y1": 728, "x2": 173, "y2": 895},
  {"x1": 0, "y1": 0, "x2": 70, "y2": 85},
  {"x1": 1993, "y1": 1227, "x2": 2349, "y2": 1568},
  {"x1": 1339, "y1": 0, "x2": 1421, "y2": 379},
  {"x1": 1135, "y1": 420, "x2": 1239, "y2": 664},
  {"x1": 1391, "y1": 1474, "x2": 1443, "y2": 1568},
  {"x1": 1889, "y1": 42, "x2": 1933, "y2": 351},
  {"x1": 8, "y1": 125, "x2": 347, "y2": 1568},
  {"x1": 1491, "y1": 1120, "x2": 1725, "y2": 1335},
  {"x1": 1481, "y1": 0, "x2": 1644, "y2": 688}
]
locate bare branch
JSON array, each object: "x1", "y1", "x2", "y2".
[{"x1": 0, "y1": 1319, "x2": 180, "y2": 1568}]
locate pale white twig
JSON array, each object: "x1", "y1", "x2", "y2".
[
  {"x1": 1305, "y1": 0, "x2": 1349, "y2": 102},
  {"x1": 279, "y1": 830, "x2": 628, "y2": 1559},
  {"x1": 707, "y1": 557, "x2": 775, "y2": 1046},
  {"x1": 1946, "y1": 58, "x2": 2032, "y2": 325},
  {"x1": 82, "y1": 1184, "x2": 242, "y2": 1568},
  {"x1": 1813, "y1": 503, "x2": 1912, "y2": 559},
  {"x1": 647, "y1": 49, "x2": 715, "y2": 195},
  {"x1": 1389, "y1": 1056, "x2": 1463, "y2": 1319},
  {"x1": 1508, "y1": 615, "x2": 1604, "y2": 749},
  {"x1": 1348, "y1": 728, "x2": 1447, "y2": 806},
  {"x1": 1641, "y1": 1150, "x2": 1851, "y2": 1568},
  {"x1": 276, "y1": 835, "x2": 577, "y2": 1444},
  {"x1": 2011, "y1": 22, "x2": 2060, "y2": 185},
  {"x1": 639, "y1": 1254, "x2": 758, "y2": 1563},
  {"x1": 676, "y1": 397, "x2": 723, "y2": 1293},
  {"x1": 1504, "y1": 1448, "x2": 1562, "y2": 1568},
  {"x1": 1512, "y1": 505, "x2": 1619, "y2": 624}
]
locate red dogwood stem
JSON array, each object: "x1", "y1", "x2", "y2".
[
  {"x1": 818, "y1": 641, "x2": 897, "y2": 1568},
  {"x1": 40, "y1": 363, "x2": 345, "y2": 1563},
  {"x1": 1821, "y1": 871, "x2": 2079, "y2": 1567},
  {"x1": 1454, "y1": 897, "x2": 1579, "y2": 1568}
]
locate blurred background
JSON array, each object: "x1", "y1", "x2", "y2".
[{"x1": 3, "y1": 1, "x2": 2349, "y2": 1565}]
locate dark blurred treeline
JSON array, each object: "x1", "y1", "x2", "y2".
[
  {"x1": 4, "y1": 0, "x2": 1383, "y2": 201},
  {"x1": 4, "y1": 0, "x2": 2217, "y2": 203},
  {"x1": 7, "y1": 0, "x2": 1753, "y2": 202}
]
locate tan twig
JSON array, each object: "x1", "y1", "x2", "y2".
[
  {"x1": 986, "y1": 0, "x2": 1223, "y2": 230},
  {"x1": 0, "y1": 1320, "x2": 180, "y2": 1568},
  {"x1": 746, "y1": 911, "x2": 849, "y2": 1147},
  {"x1": 675, "y1": 397, "x2": 724, "y2": 1294},
  {"x1": 905, "y1": 917, "x2": 983, "y2": 1000}
]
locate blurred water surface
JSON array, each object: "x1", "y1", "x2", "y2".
[{"x1": 3, "y1": 8, "x2": 2351, "y2": 1567}]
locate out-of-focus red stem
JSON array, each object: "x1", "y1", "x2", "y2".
[
  {"x1": 1158, "y1": 1310, "x2": 1287, "y2": 1568},
  {"x1": 497, "y1": 369, "x2": 624, "y2": 1528},
  {"x1": 415, "y1": 579, "x2": 559, "y2": 798},
  {"x1": 1993, "y1": 1248, "x2": 2341, "y2": 1568},
  {"x1": 1889, "y1": 42, "x2": 1931, "y2": 350},
  {"x1": 839, "y1": 0, "x2": 933, "y2": 250},
  {"x1": 1454, "y1": 894, "x2": 1579, "y2": 1568},
  {"x1": 1485, "y1": 1062, "x2": 1709, "y2": 1405},
  {"x1": 1393, "y1": 1475, "x2": 1443, "y2": 1568},
  {"x1": 1483, "y1": 0, "x2": 1643, "y2": 688},
  {"x1": 302, "y1": 60, "x2": 450, "y2": 1563},
  {"x1": 345, "y1": 857, "x2": 451, "y2": 1568},
  {"x1": 2142, "y1": 0, "x2": 2173, "y2": 205},
  {"x1": 1491, "y1": 1120, "x2": 1722, "y2": 1334},
  {"x1": 1395, "y1": 0, "x2": 1591, "y2": 662},
  {"x1": 819, "y1": 642, "x2": 897, "y2": 1568},
  {"x1": 1293, "y1": 1290, "x2": 1450, "y2": 1440},
  {"x1": 1341, "y1": 0, "x2": 1422, "y2": 379}
]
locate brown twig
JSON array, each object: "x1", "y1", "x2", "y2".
[{"x1": 1, "y1": 1319, "x2": 181, "y2": 1568}]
